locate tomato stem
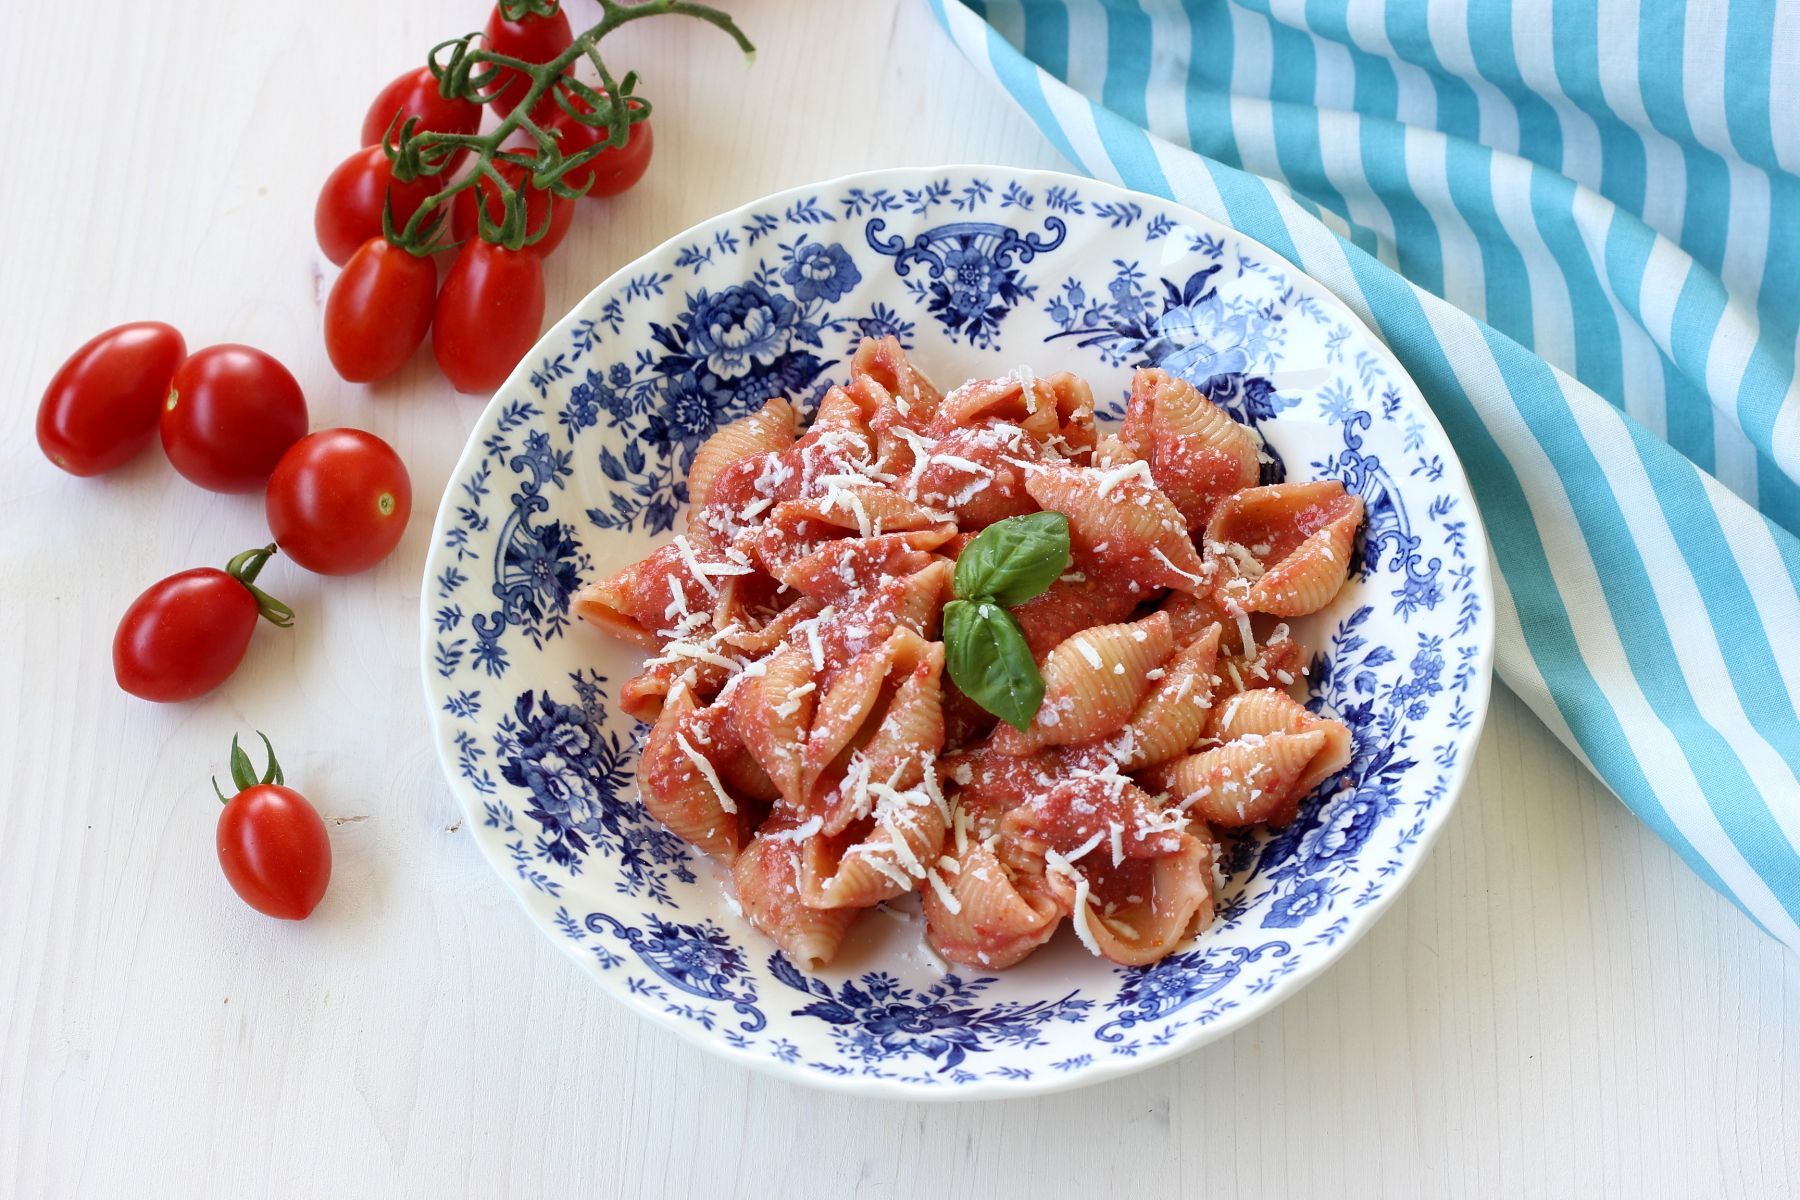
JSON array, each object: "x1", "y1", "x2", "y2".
[
  {"x1": 218, "y1": 731, "x2": 286, "y2": 804},
  {"x1": 386, "y1": 0, "x2": 753, "y2": 255},
  {"x1": 225, "y1": 544, "x2": 297, "y2": 629}
]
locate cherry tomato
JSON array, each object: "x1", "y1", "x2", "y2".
[
  {"x1": 214, "y1": 733, "x2": 331, "y2": 921},
  {"x1": 267, "y1": 429, "x2": 412, "y2": 575},
  {"x1": 324, "y1": 239, "x2": 437, "y2": 383},
  {"x1": 540, "y1": 91, "x2": 653, "y2": 197},
  {"x1": 114, "y1": 546, "x2": 294, "y2": 702},
  {"x1": 315, "y1": 145, "x2": 440, "y2": 267},
  {"x1": 450, "y1": 160, "x2": 575, "y2": 257},
  {"x1": 162, "y1": 345, "x2": 308, "y2": 493},
  {"x1": 433, "y1": 240, "x2": 545, "y2": 394},
  {"x1": 37, "y1": 322, "x2": 186, "y2": 476},
  {"x1": 362, "y1": 65, "x2": 482, "y2": 153},
  {"x1": 482, "y1": 2, "x2": 574, "y2": 118}
]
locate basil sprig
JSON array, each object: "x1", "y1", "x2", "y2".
[{"x1": 942, "y1": 512, "x2": 1071, "y2": 731}]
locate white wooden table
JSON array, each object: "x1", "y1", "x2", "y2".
[{"x1": 2, "y1": 2, "x2": 1796, "y2": 1195}]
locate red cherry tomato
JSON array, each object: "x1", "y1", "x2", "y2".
[
  {"x1": 433, "y1": 240, "x2": 545, "y2": 394},
  {"x1": 451, "y1": 160, "x2": 575, "y2": 257},
  {"x1": 214, "y1": 733, "x2": 331, "y2": 921},
  {"x1": 37, "y1": 322, "x2": 186, "y2": 476},
  {"x1": 540, "y1": 91, "x2": 653, "y2": 197},
  {"x1": 162, "y1": 345, "x2": 309, "y2": 493},
  {"x1": 324, "y1": 239, "x2": 437, "y2": 383},
  {"x1": 267, "y1": 429, "x2": 413, "y2": 576},
  {"x1": 315, "y1": 145, "x2": 440, "y2": 267},
  {"x1": 362, "y1": 65, "x2": 482, "y2": 152},
  {"x1": 482, "y1": 2, "x2": 574, "y2": 118},
  {"x1": 114, "y1": 546, "x2": 294, "y2": 702}
]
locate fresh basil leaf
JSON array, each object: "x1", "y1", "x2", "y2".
[
  {"x1": 943, "y1": 598, "x2": 1045, "y2": 732},
  {"x1": 951, "y1": 512, "x2": 1071, "y2": 607}
]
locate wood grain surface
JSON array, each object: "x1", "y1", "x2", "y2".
[{"x1": 1, "y1": 1, "x2": 1794, "y2": 1195}]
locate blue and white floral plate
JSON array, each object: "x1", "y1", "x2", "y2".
[{"x1": 420, "y1": 167, "x2": 1493, "y2": 1099}]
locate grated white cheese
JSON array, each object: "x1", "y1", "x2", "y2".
[
  {"x1": 763, "y1": 815, "x2": 823, "y2": 843},
  {"x1": 1095, "y1": 459, "x2": 1154, "y2": 497},
  {"x1": 1075, "y1": 638, "x2": 1104, "y2": 669},
  {"x1": 674, "y1": 731, "x2": 736, "y2": 814},
  {"x1": 1151, "y1": 547, "x2": 1205, "y2": 585},
  {"x1": 925, "y1": 867, "x2": 962, "y2": 914}
]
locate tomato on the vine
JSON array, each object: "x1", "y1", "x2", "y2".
[
  {"x1": 539, "y1": 91, "x2": 654, "y2": 197},
  {"x1": 37, "y1": 322, "x2": 186, "y2": 476},
  {"x1": 450, "y1": 160, "x2": 575, "y2": 257},
  {"x1": 482, "y1": 2, "x2": 574, "y2": 118},
  {"x1": 213, "y1": 733, "x2": 331, "y2": 921},
  {"x1": 162, "y1": 345, "x2": 308, "y2": 493},
  {"x1": 362, "y1": 65, "x2": 482, "y2": 153},
  {"x1": 315, "y1": 145, "x2": 439, "y2": 267},
  {"x1": 325, "y1": 238, "x2": 437, "y2": 383},
  {"x1": 432, "y1": 240, "x2": 545, "y2": 394},
  {"x1": 267, "y1": 429, "x2": 412, "y2": 576},
  {"x1": 114, "y1": 545, "x2": 294, "y2": 702}
]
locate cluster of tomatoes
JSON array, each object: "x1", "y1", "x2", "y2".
[
  {"x1": 318, "y1": 0, "x2": 652, "y2": 393},
  {"x1": 36, "y1": 321, "x2": 412, "y2": 921}
]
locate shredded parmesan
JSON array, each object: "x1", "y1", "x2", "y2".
[
  {"x1": 763, "y1": 815, "x2": 823, "y2": 843},
  {"x1": 1075, "y1": 638, "x2": 1104, "y2": 669},
  {"x1": 1108, "y1": 821, "x2": 1126, "y2": 867},
  {"x1": 925, "y1": 867, "x2": 962, "y2": 914},
  {"x1": 1151, "y1": 546, "x2": 1205, "y2": 585},
  {"x1": 1095, "y1": 458, "x2": 1154, "y2": 497},
  {"x1": 674, "y1": 732, "x2": 736, "y2": 814}
]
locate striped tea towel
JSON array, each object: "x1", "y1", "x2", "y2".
[{"x1": 930, "y1": 0, "x2": 1800, "y2": 946}]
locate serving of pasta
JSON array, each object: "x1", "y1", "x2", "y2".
[{"x1": 574, "y1": 337, "x2": 1364, "y2": 973}]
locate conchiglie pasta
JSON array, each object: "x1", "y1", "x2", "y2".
[
  {"x1": 1045, "y1": 833, "x2": 1216, "y2": 966},
  {"x1": 729, "y1": 644, "x2": 817, "y2": 806},
  {"x1": 1026, "y1": 465, "x2": 1211, "y2": 594},
  {"x1": 733, "y1": 829, "x2": 861, "y2": 971},
  {"x1": 1210, "y1": 688, "x2": 1353, "y2": 798},
  {"x1": 687, "y1": 397, "x2": 796, "y2": 536},
  {"x1": 800, "y1": 780, "x2": 948, "y2": 908},
  {"x1": 1205, "y1": 481, "x2": 1364, "y2": 617},
  {"x1": 851, "y1": 334, "x2": 943, "y2": 420},
  {"x1": 992, "y1": 612, "x2": 1176, "y2": 753},
  {"x1": 1144, "y1": 728, "x2": 1331, "y2": 828},
  {"x1": 637, "y1": 686, "x2": 754, "y2": 860},
  {"x1": 923, "y1": 836, "x2": 1066, "y2": 969},
  {"x1": 1113, "y1": 622, "x2": 1224, "y2": 769},
  {"x1": 1121, "y1": 368, "x2": 1260, "y2": 532}
]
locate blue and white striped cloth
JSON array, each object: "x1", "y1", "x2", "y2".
[{"x1": 930, "y1": 0, "x2": 1800, "y2": 946}]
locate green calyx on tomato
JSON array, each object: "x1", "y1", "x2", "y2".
[
  {"x1": 225, "y1": 544, "x2": 297, "y2": 629},
  {"x1": 214, "y1": 731, "x2": 285, "y2": 804},
  {"x1": 377, "y1": 1, "x2": 753, "y2": 256}
]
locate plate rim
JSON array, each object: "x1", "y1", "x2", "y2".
[{"x1": 419, "y1": 163, "x2": 1497, "y2": 1100}]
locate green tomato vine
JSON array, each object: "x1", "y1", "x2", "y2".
[{"x1": 383, "y1": 0, "x2": 753, "y2": 255}]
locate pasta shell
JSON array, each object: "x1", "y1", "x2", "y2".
[
  {"x1": 729, "y1": 644, "x2": 817, "y2": 806},
  {"x1": 1025, "y1": 465, "x2": 1212, "y2": 594},
  {"x1": 733, "y1": 830, "x2": 860, "y2": 971},
  {"x1": 992, "y1": 612, "x2": 1177, "y2": 754},
  {"x1": 1045, "y1": 832, "x2": 1215, "y2": 966},
  {"x1": 1210, "y1": 688, "x2": 1353, "y2": 798},
  {"x1": 1205, "y1": 481, "x2": 1364, "y2": 617},
  {"x1": 1121, "y1": 368, "x2": 1259, "y2": 532},
  {"x1": 1010, "y1": 573, "x2": 1146, "y2": 659},
  {"x1": 637, "y1": 686, "x2": 751, "y2": 861},
  {"x1": 687, "y1": 397, "x2": 796, "y2": 530},
  {"x1": 851, "y1": 335, "x2": 943, "y2": 420},
  {"x1": 1113, "y1": 622, "x2": 1224, "y2": 769},
  {"x1": 924, "y1": 844, "x2": 1066, "y2": 969},
  {"x1": 1144, "y1": 728, "x2": 1331, "y2": 829},
  {"x1": 800, "y1": 784, "x2": 948, "y2": 908},
  {"x1": 770, "y1": 530, "x2": 951, "y2": 602}
]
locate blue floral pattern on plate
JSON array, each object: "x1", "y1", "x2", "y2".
[{"x1": 421, "y1": 167, "x2": 1494, "y2": 1098}]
